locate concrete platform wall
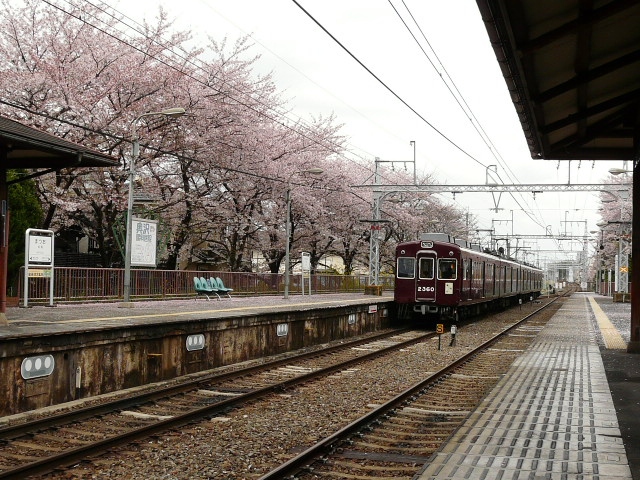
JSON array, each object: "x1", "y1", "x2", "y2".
[{"x1": 1, "y1": 302, "x2": 392, "y2": 416}]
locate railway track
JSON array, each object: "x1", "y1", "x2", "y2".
[
  {"x1": 1, "y1": 293, "x2": 566, "y2": 478},
  {"x1": 0, "y1": 328, "x2": 432, "y2": 479},
  {"x1": 258, "y1": 293, "x2": 567, "y2": 479}
]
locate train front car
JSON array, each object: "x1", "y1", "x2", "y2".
[
  {"x1": 395, "y1": 238, "x2": 462, "y2": 323},
  {"x1": 394, "y1": 235, "x2": 543, "y2": 324}
]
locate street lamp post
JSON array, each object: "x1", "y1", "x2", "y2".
[
  {"x1": 121, "y1": 107, "x2": 185, "y2": 307},
  {"x1": 590, "y1": 230, "x2": 604, "y2": 294},
  {"x1": 284, "y1": 168, "x2": 323, "y2": 299}
]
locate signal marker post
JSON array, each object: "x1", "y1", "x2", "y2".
[{"x1": 436, "y1": 323, "x2": 444, "y2": 350}]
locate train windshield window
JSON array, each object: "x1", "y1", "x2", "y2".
[
  {"x1": 438, "y1": 259, "x2": 457, "y2": 280},
  {"x1": 419, "y1": 258, "x2": 434, "y2": 279},
  {"x1": 397, "y1": 257, "x2": 415, "y2": 278}
]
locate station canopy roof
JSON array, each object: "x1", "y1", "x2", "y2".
[
  {"x1": 0, "y1": 115, "x2": 119, "y2": 170},
  {"x1": 476, "y1": 0, "x2": 640, "y2": 161}
]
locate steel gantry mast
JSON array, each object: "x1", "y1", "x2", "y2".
[
  {"x1": 361, "y1": 176, "x2": 627, "y2": 286},
  {"x1": 360, "y1": 182, "x2": 629, "y2": 194},
  {"x1": 365, "y1": 154, "x2": 416, "y2": 286}
]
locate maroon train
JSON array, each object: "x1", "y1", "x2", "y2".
[{"x1": 394, "y1": 234, "x2": 543, "y2": 323}]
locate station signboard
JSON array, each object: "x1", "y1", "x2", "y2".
[
  {"x1": 24, "y1": 229, "x2": 55, "y2": 307},
  {"x1": 131, "y1": 218, "x2": 158, "y2": 267}
]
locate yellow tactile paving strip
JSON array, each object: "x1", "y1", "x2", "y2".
[{"x1": 588, "y1": 296, "x2": 628, "y2": 349}]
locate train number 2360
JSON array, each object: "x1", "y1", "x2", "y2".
[{"x1": 417, "y1": 286, "x2": 435, "y2": 292}]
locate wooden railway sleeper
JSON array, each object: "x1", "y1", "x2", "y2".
[{"x1": 258, "y1": 296, "x2": 562, "y2": 480}]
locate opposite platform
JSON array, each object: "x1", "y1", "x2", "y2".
[
  {"x1": 0, "y1": 293, "x2": 395, "y2": 416},
  {"x1": 0, "y1": 293, "x2": 393, "y2": 339},
  {"x1": 418, "y1": 292, "x2": 633, "y2": 479}
]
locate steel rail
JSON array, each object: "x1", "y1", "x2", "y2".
[
  {"x1": 0, "y1": 328, "x2": 411, "y2": 442},
  {"x1": 257, "y1": 293, "x2": 566, "y2": 480},
  {"x1": 0, "y1": 329, "x2": 433, "y2": 479}
]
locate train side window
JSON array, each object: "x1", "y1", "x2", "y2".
[
  {"x1": 438, "y1": 259, "x2": 457, "y2": 280},
  {"x1": 419, "y1": 258, "x2": 434, "y2": 279},
  {"x1": 463, "y1": 259, "x2": 471, "y2": 280},
  {"x1": 397, "y1": 257, "x2": 415, "y2": 278}
]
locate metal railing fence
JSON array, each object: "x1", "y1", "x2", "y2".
[{"x1": 17, "y1": 267, "x2": 395, "y2": 304}]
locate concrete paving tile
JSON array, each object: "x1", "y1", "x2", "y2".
[{"x1": 416, "y1": 294, "x2": 632, "y2": 480}]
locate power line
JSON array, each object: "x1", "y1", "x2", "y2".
[
  {"x1": 15, "y1": 1, "x2": 504, "y2": 229},
  {"x1": 287, "y1": 0, "x2": 555, "y2": 239},
  {"x1": 192, "y1": 0, "x2": 406, "y2": 163},
  {"x1": 40, "y1": 0, "x2": 413, "y2": 191},
  {"x1": 391, "y1": 0, "x2": 548, "y2": 231},
  {"x1": 0, "y1": 97, "x2": 374, "y2": 211},
  {"x1": 291, "y1": 0, "x2": 489, "y2": 172},
  {"x1": 53, "y1": 0, "x2": 381, "y2": 178}
]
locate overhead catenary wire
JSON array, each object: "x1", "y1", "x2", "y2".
[
  {"x1": 9, "y1": 1, "x2": 513, "y2": 231},
  {"x1": 48, "y1": 0, "x2": 383, "y2": 178},
  {"x1": 291, "y1": 0, "x2": 489, "y2": 172},
  {"x1": 289, "y1": 0, "x2": 560, "y2": 244},
  {"x1": 190, "y1": 0, "x2": 408, "y2": 163},
  {"x1": 390, "y1": 0, "x2": 549, "y2": 232}
]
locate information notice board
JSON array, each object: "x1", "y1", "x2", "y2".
[
  {"x1": 24, "y1": 228, "x2": 54, "y2": 307},
  {"x1": 131, "y1": 218, "x2": 158, "y2": 267},
  {"x1": 301, "y1": 252, "x2": 311, "y2": 296}
]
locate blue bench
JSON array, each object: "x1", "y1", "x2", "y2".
[
  {"x1": 193, "y1": 276, "x2": 220, "y2": 300},
  {"x1": 213, "y1": 277, "x2": 233, "y2": 298}
]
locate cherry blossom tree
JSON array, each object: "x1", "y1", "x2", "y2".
[
  {"x1": 596, "y1": 175, "x2": 632, "y2": 272},
  {"x1": 304, "y1": 157, "x2": 372, "y2": 275},
  {"x1": 0, "y1": 0, "x2": 471, "y2": 277},
  {"x1": 0, "y1": 0, "x2": 198, "y2": 265}
]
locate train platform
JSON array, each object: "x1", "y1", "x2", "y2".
[
  {"x1": 418, "y1": 292, "x2": 639, "y2": 479},
  {"x1": 0, "y1": 292, "x2": 395, "y2": 415},
  {"x1": 0, "y1": 292, "x2": 394, "y2": 339}
]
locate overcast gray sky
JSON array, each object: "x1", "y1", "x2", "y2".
[{"x1": 117, "y1": 0, "x2": 623, "y2": 268}]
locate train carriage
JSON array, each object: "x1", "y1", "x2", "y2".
[{"x1": 395, "y1": 234, "x2": 543, "y2": 323}]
